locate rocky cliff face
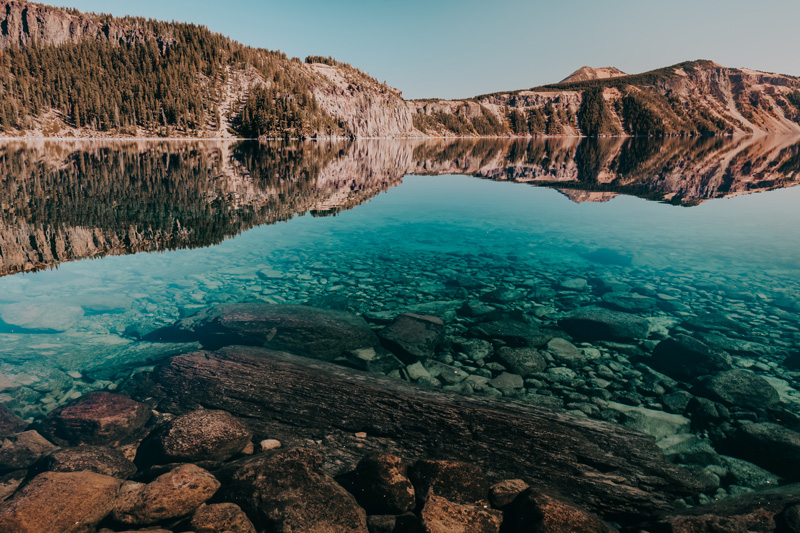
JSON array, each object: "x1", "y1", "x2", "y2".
[{"x1": 0, "y1": 0, "x2": 171, "y2": 49}]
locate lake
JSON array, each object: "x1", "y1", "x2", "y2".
[{"x1": 1, "y1": 136, "x2": 800, "y2": 505}]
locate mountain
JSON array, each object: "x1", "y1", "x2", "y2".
[
  {"x1": 1, "y1": 1, "x2": 799, "y2": 139},
  {"x1": 560, "y1": 66, "x2": 627, "y2": 83}
]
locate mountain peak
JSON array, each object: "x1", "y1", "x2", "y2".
[{"x1": 560, "y1": 66, "x2": 627, "y2": 84}]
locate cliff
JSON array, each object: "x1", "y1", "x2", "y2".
[{"x1": 0, "y1": 1, "x2": 799, "y2": 139}]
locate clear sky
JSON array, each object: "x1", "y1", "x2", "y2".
[{"x1": 59, "y1": 0, "x2": 800, "y2": 100}]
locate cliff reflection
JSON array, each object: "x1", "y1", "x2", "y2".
[{"x1": 1, "y1": 135, "x2": 798, "y2": 276}]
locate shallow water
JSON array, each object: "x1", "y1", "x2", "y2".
[{"x1": 1, "y1": 136, "x2": 800, "y2": 501}]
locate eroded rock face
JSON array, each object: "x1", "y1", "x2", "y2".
[
  {"x1": 144, "y1": 303, "x2": 378, "y2": 360},
  {"x1": 648, "y1": 335, "x2": 733, "y2": 381},
  {"x1": 558, "y1": 307, "x2": 650, "y2": 341},
  {"x1": 112, "y1": 463, "x2": 220, "y2": 526},
  {"x1": 39, "y1": 391, "x2": 151, "y2": 446},
  {"x1": 216, "y1": 448, "x2": 368, "y2": 533},
  {"x1": 378, "y1": 313, "x2": 445, "y2": 363},
  {"x1": 34, "y1": 445, "x2": 136, "y2": 479},
  {"x1": 190, "y1": 502, "x2": 256, "y2": 533},
  {"x1": 0, "y1": 471, "x2": 121, "y2": 533},
  {"x1": 506, "y1": 488, "x2": 619, "y2": 532},
  {"x1": 348, "y1": 454, "x2": 416, "y2": 515},
  {"x1": 409, "y1": 460, "x2": 488, "y2": 505},
  {"x1": 136, "y1": 409, "x2": 252, "y2": 466},
  {"x1": 420, "y1": 494, "x2": 502, "y2": 533}
]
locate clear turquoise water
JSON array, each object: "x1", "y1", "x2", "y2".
[{"x1": 1, "y1": 139, "x2": 799, "y2": 487}]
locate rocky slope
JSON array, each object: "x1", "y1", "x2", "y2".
[{"x1": 1, "y1": 1, "x2": 799, "y2": 139}]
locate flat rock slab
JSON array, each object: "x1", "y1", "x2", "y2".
[
  {"x1": 131, "y1": 346, "x2": 704, "y2": 524},
  {"x1": 559, "y1": 307, "x2": 650, "y2": 342},
  {"x1": 144, "y1": 303, "x2": 377, "y2": 361},
  {"x1": 378, "y1": 313, "x2": 444, "y2": 362}
]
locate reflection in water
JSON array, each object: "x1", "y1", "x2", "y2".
[{"x1": 1, "y1": 136, "x2": 799, "y2": 276}]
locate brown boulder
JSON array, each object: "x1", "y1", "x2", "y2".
[
  {"x1": 112, "y1": 463, "x2": 220, "y2": 526},
  {"x1": 409, "y1": 459, "x2": 488, "y2": 504},
  {"x1": 191, "y1": 502, "x2": 256, "y2": 533},
  {"x1": 0, "y1": 471, "x2": 121, "y2": 533},
  {"x1": 136, "y1": 409, "x2": 251, "y2": 466},
  {"x1": 489, "y1": 479, "x2": 529, "y2": 508},
  {"x1": 216, "y1": 447, "x2": 367, "y2": 532},
  {"x1": 506, "y1": 488, "x2": 618, "y2": 532},
  {"x1": 0, "y1": 405, "x2": 26, "y2": 437},
  {"x1": 35, "y1": 445, "x2": 137, "y2": 479},
  {"x1": 0, "y1": 430, "x2": 57, "y2": 471},
  {"x1": 40, "y1": 391, "x2": 151, "y2": 445},
  {"x1": 420, "y1": 494, "x2": 502, "y2": 533},
  {"x1": 349, "y1": 454, "x2": 415, "y2": 514}
]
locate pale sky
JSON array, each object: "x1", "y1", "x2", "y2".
[{"x1": 61, "y1": 0, "x2": 800, "y2": 100}]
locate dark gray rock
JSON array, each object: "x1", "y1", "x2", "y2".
[
  {"x1": 378, "y1": 313, "x2": 444, "y2": 363},
  {"x1": 145, "y1": 303, "x2": 378, "y2": 360},
  {"x1": 647, "y1": 335, "x2": 732, "y2": 381},
  {"x1": 702, "y1": 369, "x2": 780, "y2": 409},
  {"x1": 35, "y1": 445, "x2": 136, "y2": 479},
  {"x1": 721, "y1": 423, "x2": 800, "y2": 480},
  {"x1": 470, "y1": 320, "x2": 550, "y2": 347},
  {"x1": 558, "y1": 307, "x2": 650, "y2": 342},
  {"x1": 216, "y1": 448, "x2": 368, "y2": 532},
  {"x1": 136, "y1": 409, "x2": 251, "y2": 466},
  {"x1": 496, "y1": 347, "x2": 546, "y2": 376}
]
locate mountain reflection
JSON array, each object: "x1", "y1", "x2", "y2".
[{"x1": 1, "y1": 136, "x2": 798, "y2": 276}]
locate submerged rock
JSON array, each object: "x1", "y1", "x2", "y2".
[
  {"x1": 35, "y1": 445, "x2": 136, "y2": 479},
  {"x1": 702, "y1": 369, "x2": 780, "y2": 409},
  {"x1": 648, "y1": 335, "x2": 732, "y2": 381},
  {"x1": 216, "y1": 448, "x2": 368, "y2": 532},
  {"x1": 0, "y1": 430, "x2": 57, "y2": 471},
  {"x1": 722, "y1": 423, "x2": 800, "y2": 479},
  {"x1": 39, "y1": 391, "x2": 151, "y2": 446},
  {"x1": 496, "y1": 347, "x2": 546, "y2": 376},
  {"x1": 506, "y1": 488, "x2": 619, "y2": 532},
  {"x1": 190, "y1": 502, "x2": 256, "y2": 533},
  {"x1": 605, "y1": 402, "x2": 690, "y2": 441},
  {"x1": 420, "y1": 494, "x2": 502, "y2": 533},
  {"x1": 0, "y1": 406, "x2": 27, "y2": 438},
  {"x1": 470, "y1": 320, "x2": 549, "y2": 347},
  {"x1": 0, "y1": 471, "x2": 121, "y2": 533},
  {"x1": 112, "y1": 463, "x2": 220, "y2": 526},
  {"x1": 378, "y1": 313, "x2": 444, "y2": 363},
  {"x1": 0, "y1": 302, "x2": 83, "y2": 333},
  {"x1": 347, "y1": 453, "x2": 416, "y2": 515},
  {"x1": 408, "y1": 459, "x2": 488, "y2": 505},
  {"x1": 136, "y1": 409, "x2": 252, "y2": 466},
  {"x1": 558, "y1": 307, "x2": 650, "y2": 341},
  {"x1": 145, "y1": 303, "x2": 378, "y2": 360}
]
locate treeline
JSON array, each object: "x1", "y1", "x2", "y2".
[
  {"x1": 412, "y1": 105, "x2": 505, "y2": 136},
  {"x1": 0, "y1": 19, "x2": 340, "y2": 137},
  {"x1": 507, "y1": 102, "x2": 576, "y2": 135}
]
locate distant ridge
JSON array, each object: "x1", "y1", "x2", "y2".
[{"x1": 560, "y1": 66, "x2": 627, "y2": 84}]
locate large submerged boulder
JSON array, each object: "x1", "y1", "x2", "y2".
[
  {"x1": 136, "y1": 409, "x2": 252, "y2": 466},
  {"x1": 216, "y1": 447, "x2": 368, "y2": 532},
  {"x1": 0, "y1": 471, "x2": 121, "y2": 532},
  {"x1": 144, "y1": 303, "x2": 378, "y2": 360},
  {"x1": 558, "y1": 307, "x2": 650, "y2": 341},
  {"x1": 647, "y1": 335, "x2": 732, "y2": 381}
]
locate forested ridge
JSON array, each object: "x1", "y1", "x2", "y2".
[{"x1": 1, "y1": 1, "x2": 799, "y2": 139}]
